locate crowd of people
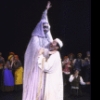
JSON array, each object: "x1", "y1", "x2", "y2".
[
  {"x1": 62, "y1": 51, "x2": 91, "y2": 98},
  {"x1": 0, "y1": 50, "x2": 91, "y2": 98},
  {"x1": 0, "y1": 52, "x2": 23, "y2": 93},
  {"x1": 0, "y1": 1, "x2": 91, "y2": 100}
]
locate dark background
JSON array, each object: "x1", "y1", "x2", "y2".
[{"x1": 0, "y1": 0, "x2": 91, "y2": 64}]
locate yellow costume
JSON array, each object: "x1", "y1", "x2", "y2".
[{"x1": 14, "y1": 66, "x2": 23, "y2": 85}]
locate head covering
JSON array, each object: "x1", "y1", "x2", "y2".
[
  {"x1": 8, "y1": 55, "x2": 13, "y2": 60},
  {"x1": 54, "y1": 38, "x2": 63, "y2": 48},
  {"x1": 31, "y1": 10, "x2": 53, "y2": 42},
  {"x1": 9, "y1": 52, "x2": 15, "y2": 55},
  {"x1": 22, "y1": 9, "x2": 53, "y2": 100}
]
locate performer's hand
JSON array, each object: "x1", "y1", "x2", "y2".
[
  {"x1": 39, "y1": 48, "x2": 44, "y2": 55},
  {"x1": 46, "y1": 1, "x2": 52, "y2": 10},
  {"x1": 86, "y1": 82, "x2": 90, "y2": 85}
]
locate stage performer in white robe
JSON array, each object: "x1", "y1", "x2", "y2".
[
  {"x1": 38, "y1": 38, "x2": 64, "y2": 100},
  {"x1": 22, "y1": 1, "x2": 53, "y2": 100}
]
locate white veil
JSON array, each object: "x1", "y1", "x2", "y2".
[{"x1": 22, "y1": 9, "x2": 53, "y2": 100}]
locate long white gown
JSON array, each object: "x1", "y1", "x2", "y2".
[
  {"x1": 22, "y1": 9, "x2": 53, "y2": 100},
  {"x1": 38, "y1": 51, "x2": 63, "y2": 100}
]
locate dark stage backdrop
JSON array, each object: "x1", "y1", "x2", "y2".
[{"x1": 0, "y1": 0, "x2": 91, "y2": 64}]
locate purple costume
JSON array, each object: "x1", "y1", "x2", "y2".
[
  {"x1": 22, "y1": 9, "x2": 53, "y2": 100},
  {"x1": 3, "y1": 68, "x2": 14, "y2": 86}
]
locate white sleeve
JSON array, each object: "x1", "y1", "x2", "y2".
[
  {"x1": 69, "y1": 75, "x2": 75, "y2": 82},
  {"x1": 80, "y1": 76, "x2": 86, "y2": 85},
  {"x1": 38, "y1": 54, "x2": 55, "y2": 73},
  {"x1": 43, "y1": 55, "x2": 55, "y2": 72},
  {"x1": 38, "y1": 54, "x2": 45, "y2": 70},
  {"x1": 41, "y1": 9, "x2": 48, "y2": 21}
]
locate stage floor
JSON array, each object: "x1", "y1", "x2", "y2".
[{"x1": 0, "y1": 85, "x2": 91, "y2": 100}]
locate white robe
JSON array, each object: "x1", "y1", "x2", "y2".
[
  {"x1": 38, "y1": 51, "x2": 63, "y2": 100},
  {"x1": 22, "y1": 9, "x2": 53, "y2": 100}
]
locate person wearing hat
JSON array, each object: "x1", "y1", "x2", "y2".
[
  {"x1": 37, "y1": 38, "x2": 63, "y2": 100},
  {"x1": 9, "y1": 52, "x2": 15, "y2": 56},
  {"x1": 2, "y1": 55, "x2": 14, "y2": 92},
  {"x1": 68, "y1": 68, "x2": 90, "y2": 98}
]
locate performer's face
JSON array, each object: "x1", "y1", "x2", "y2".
[
  {"x1": 87, "y1": 53, "x2": 90, "y2": 57},
  {"x1": 52, "y1": 41, "x2": 58, "y2": 46},
  {"x1": 77, "y1": 54, "x2": 82, "y2": 58},
  {"x1": 49, "y1": 41, "x2": 58, "y2": 51},
  {"x1": 75, "y1": 70, "x2": 79, "y2": 75},
  {"x1": 69, "y1": 55, "x2": 73, "y2": 60},
  {"x1": 43, "y1": 23, "x2": 49, "y2": 33}
]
